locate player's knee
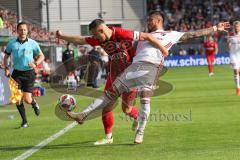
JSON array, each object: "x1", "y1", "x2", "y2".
[
  {"x1": 16, "y1": 100, "x2": 23, "y2": 106},
  {"x1": 121, "y1": 104, "x2": 132, "y2": 114},
  {"x1": 139, "y1": 88, "x2": 153, "y2": 104},
  {"x1": 23, "y1": 96, "x2": 32, "y2": 104}
]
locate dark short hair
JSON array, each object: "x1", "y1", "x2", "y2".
[
  {"x1": 89, "y1": 19, "x2": 105, "y2": 31},
  {"x1": 148, "y1": 11, "x2": 165, "y2": 23},
  {"x1": 17, "y1": 21, "x2": 29, "y2": 30}
]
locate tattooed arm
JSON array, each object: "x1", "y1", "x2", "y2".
[
  {"x1": 180, "y1": 27, "x2": 215, "y2": 41},
  {"x1": 180, "y1": 22, "x2": 229, "y2": 42}
]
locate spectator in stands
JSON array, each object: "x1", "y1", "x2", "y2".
[
  {"x1": 0, "y1": 7, "x2": 55, "y2": 42},
  {"x1": 179, "y1": 47, "x2": 187, "y2": 56},
  {"x1": 66, "y1": 71, "x2": 78, "y2": 91},
  {"x1": 78, "y1": 46, "x2": 88, "y2": 81},
  {"x1": 187, "y1": 47, "x2": 195, "y2": 55},
  {"x1": 0, "y1": 13, "x2": 4, "y2": 28},
  {"x1": 87, "y1": 46, "x2": 102, "y2": 88},
  {"x1": 96, "y1": 46, "x2": 108, "y2": 79},
  {"x1": 0, "y1": 46, "x2": 5, "y2": 68},
  {"x1": 42, "y1": 58, "x2": 51, "y2": 82},
  {"x1": 147, "y1": 0, "x2": 234, "y2": 33},
  {"x1": 62, "y1": 42, "x2": 75, "y2": 74}
]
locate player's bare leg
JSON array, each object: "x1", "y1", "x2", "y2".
[
  {"x1": 15, "y1": 92, "x2": 39, "y2": 128},
  {"x1": 208, "y1": 60, "x2": 214, "y2": 77},
  {"x1": 233, "y1": 69, "x2": 240, "y2": 96},
  {"x1": 23, "y1": 92, "x2": 40, "y2": 116}
]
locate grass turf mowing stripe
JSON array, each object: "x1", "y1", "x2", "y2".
[{"x1": 13, "y1": 122, "x2": 77, "y2": 160}]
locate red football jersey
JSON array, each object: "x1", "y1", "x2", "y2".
[
  {"x1": 204, "y1": 41, "x2": 218, "y2": 55},
  {"x1": 85, "y1": 27, "x2": 137, "y2": 81}
]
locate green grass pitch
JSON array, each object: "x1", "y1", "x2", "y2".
[{"x1": 1, "y1": 65, "x2": 240, "y2": 160}]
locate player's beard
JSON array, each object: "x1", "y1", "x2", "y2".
[{"x1": 148, "y1": 25, "x2": 157, "y2": 33}]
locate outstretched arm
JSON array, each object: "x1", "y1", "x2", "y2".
[
  {"x1": 56, "y1": 30, "x2": 87, "y2": 45},
  {"x1": 180, "y1": 22, "x2": 230, "y2": 42}
]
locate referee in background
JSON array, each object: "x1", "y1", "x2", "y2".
[{"x1": 3, "y1": 22, "x2": 44, "y2": 128}]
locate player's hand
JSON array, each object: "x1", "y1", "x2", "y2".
[
  {"x1": 29, "y1": 62, "x2": 39, "y2": 74},
  {"x1": 28, "y1": 62, "x2": 37, "y2": 69},
  {"x1": 216, "y1": 22, "x2": 230, "y2": 32},
  {"x1": 4, "y1": 68, "x2": 10, "y2": 77},
  {"x1": 56, "y1": 30, "x2": 62, "y2": 38},
  {"x1": 162, "y1": 52, "x2": 169, "y2": 58}
]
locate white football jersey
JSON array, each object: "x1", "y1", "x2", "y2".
[
  {"x1": 228, "y1": 34, "x2": 240, "y2": 55},
  {"x1": 133, "y1": 30, "x2": 184, "y2": 65}
]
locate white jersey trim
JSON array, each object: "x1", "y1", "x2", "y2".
[{"x1": 133, "y1": 31, "x2": 140, "y2": 41}]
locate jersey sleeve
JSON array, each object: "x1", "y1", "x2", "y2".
[
  {"x1": 115, "y1": 27, "x2": 140, "y2": 41},
  {"x1": 84, "y1": 37, "x2": 100, "y2": 46},
  {"x1": 32, "y1": 40, "x2": 42, "y2": 56},
  {"x1": 4, "y1": 41, "x2": 12, "y2": 55},
  {"x1": 163, "y1": 31, "x2": 185, "y2": 50},
  {"x1": 172, "y1": 31, "x2": 185, "y2": 44}
]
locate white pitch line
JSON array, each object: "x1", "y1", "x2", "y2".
[
  {"x1": 13, "y1": 122, "x2": 77, "y2": 160},
  {"x1": 0, "y1": 109, "x2": 18, "y2": 113}
]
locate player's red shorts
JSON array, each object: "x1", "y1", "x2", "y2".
[
  {"x1": 206, "y1": 54, "x2": 215, "y2": 64},
  {"x1": 104, "y1": 75, "x2": 137, "y2": 107}
]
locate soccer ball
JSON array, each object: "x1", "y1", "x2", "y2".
[{"x1": 58, "y1": 94, "x2": 76, "y2": 111}]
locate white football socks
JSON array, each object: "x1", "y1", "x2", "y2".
[
  {"x1": 106, "y1": 133, "x2": 112, "y2": 139},
  {"x1": 137, "y1": 98, "x2": 151, "y2": 134},
  {"x1": 234, "y1": 74, "x2": 240, "y2": 88},
  {"x1": 239, "y1": 75, "x2": 240, "y2": 88}
]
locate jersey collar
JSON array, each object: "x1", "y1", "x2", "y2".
[
  {"x1": 155, "y1": 29, "x2": 164, "y2": 32},
  {"x1": 17, "y1": 38, "x2": 28, "y2": 44},
  {"x1": 151, "y1": 29, "x2": 164, "y2": 34}
]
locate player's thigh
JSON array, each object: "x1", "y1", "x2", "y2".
[{"x1": 104, "y1": 76, "x2": 112, "y2": 91}]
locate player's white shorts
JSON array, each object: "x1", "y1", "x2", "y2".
[
  {"x1": 230, "y1": 54, "x2": 240, "y2": 70},
  {"x1": 114, "y1": 62, "x2": 163, "y2": 92}
]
